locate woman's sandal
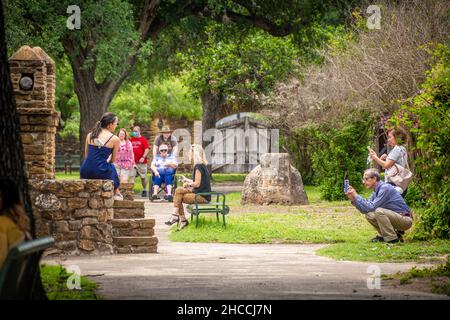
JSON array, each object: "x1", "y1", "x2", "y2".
[
  {"x1": 178, "y1": 219, "x2": 189, "y2": 230},
  {"x1": 164, "y1": 215, "x2": 179, "y2": 226}
]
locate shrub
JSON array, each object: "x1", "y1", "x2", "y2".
[{"x1": 389, "y1": 44, "x2": 450, "y2": 239}]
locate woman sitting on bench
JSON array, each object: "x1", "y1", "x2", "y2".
[
  {"x1": 0, "y1": 177, "x2": 30, "y2": 267},
  {"x1": 165, "y1": 144, "x2": 211, "y2": 230}
]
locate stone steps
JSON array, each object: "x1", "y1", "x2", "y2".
[
  {"x1": 111, "y1": 218, "x2": 155, "y2": 237},
  {"x1": 113, "y1": 200, "x2": 145, "y2": 219},
  {"x1": 113, "y1": 236, "x2": 158, "y2": 254},
  {"x1": 111, "y1": 200, "x2": 158, "y2": 253}
]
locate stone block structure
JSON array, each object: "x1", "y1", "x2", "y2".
[
  {"x1": 9, "y1": 46, "x2": 59, "y2": 180},
  {"x1": 29, "y1": 180, "x2": 115, "y2": 255},
  {"x1": 241, "y1": 153, "x2": 309, "y2": 205},
  {"x1": 10, "y1": 46, "x2": 158, "y2": 256}
]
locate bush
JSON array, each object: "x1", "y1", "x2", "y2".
[
  {"x1": 281, "y1": 113, "x2": 374, "y2": 200},
  {"x1": 404, "y1": 183, "x2": 427, "y2": 208},
  {"x1": 311, "y1": 115, "x2": 374, "y2": 201},
  {"x1": 389, "y1": 44, "x2": 450, "y2": 239}
]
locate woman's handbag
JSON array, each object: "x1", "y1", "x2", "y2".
[{"x1": 386, "y1": 149, "x2": 412, "y2": 191}]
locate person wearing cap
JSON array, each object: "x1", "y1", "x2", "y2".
[
  {"x1": 153, "y1": 125, "x2": 178, "y2": 158},
  {"x1": 150, "y1": 143, "x2": 178, "y2": 201}
]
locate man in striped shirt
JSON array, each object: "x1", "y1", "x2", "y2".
[{"x1": 346, "y1": 168, "x2": 413, "y2": 243}]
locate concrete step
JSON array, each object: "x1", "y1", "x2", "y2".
[
  {"x1": 113, "y1": 236, "x2": 158, "y2": 254},
  {"x1": 111, "y1": 218, "x2": 155, "y2": 237}
]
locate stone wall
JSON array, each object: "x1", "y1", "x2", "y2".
[
  {"x1": 55, "y1": 134, "x2": 80, "y2": 157},
  {"x1": 29, "y1": 179, "x2": 115, "y2": 255}
]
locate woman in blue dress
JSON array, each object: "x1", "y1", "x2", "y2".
[{"x1": 80, "y1": 112, "x2": 123, "y2": 200}]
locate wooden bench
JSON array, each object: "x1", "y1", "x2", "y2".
[
  {"x1": 0, "y1": 236, "x2": 54, "y2": 299},
  {"x1": 186, "y1": 192, "x2": 230, "y2": 228}
]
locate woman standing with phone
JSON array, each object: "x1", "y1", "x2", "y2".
[{"x1": 368, "y1": 129, "x2": 409, "y2": 196}]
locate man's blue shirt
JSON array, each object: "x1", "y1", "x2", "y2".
[{"x1": 353, "y1": 181, "x2": 410, "y2": 214}]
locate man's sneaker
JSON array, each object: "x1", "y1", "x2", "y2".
[
  {"x1": 141, "y1": 190, "x2": 148, "y2": 197},
  {"x1": 151, "y1": 194, "x2": 158, "y2": 201},
  {"x1": 164, "y1": 195, "x2": 169, "y2": 201},
  {"x1": 386, "y1": 238, "x2": 400, "y2": 244},
  {"x1": 178, "y1": 219, "x2": 189, "y2": 230},
  {"x1": 167, "y1": 195, "x2": 173, "y2": 202},
  {"x1": 396, "y1": 230, "x2": 405, "y2": 242},
  {"x1": 371, "y1": 235, "x2": 384, "y2": 243}
]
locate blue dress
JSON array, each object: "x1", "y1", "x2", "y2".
[{"x1": 80, "y1": 137, "x2": 120, "y2": 190}]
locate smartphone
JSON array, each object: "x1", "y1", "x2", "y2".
[{"x1": 344, "y1": 179, "x2": 349, "y2": 193}]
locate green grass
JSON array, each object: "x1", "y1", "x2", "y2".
[
  {"x1": 55, "y1": 172, "x2": 80, "y2": 180},
  {"x1": 170, "y1": 187, "x2": 450, "y2": 263},
  {"x1": 386, "y1": 257, "x2": 450, "y2": 296},
  {"x1": 170, "y1": 211, "x2": 374, "y2": 244},
  {"x1": 211, "y1": 173, "x2": 247, "y2": 183},
  {"x1": 316, "y1": 240, "x2": 450, "y2": 262},
  {"x1": 40, "y1": 264, "x2": 102, "y2": 300}
]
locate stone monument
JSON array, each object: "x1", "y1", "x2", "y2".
[{"x1": 241, "y1": 153, "x2": 308, "y2": 205}]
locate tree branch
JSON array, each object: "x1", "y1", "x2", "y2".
[{"x1": 224, "y1": 9, "x2": 304, "y2": 37}]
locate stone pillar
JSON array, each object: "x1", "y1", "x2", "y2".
[{"x1": 9, "y1": 46, "x2": 59, "y2": 180}]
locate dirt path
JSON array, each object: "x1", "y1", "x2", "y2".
[{"x1": 43, "y1": 196, "x2": 449, "y2": 300}]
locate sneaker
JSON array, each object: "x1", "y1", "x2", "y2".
[
  {"x1": 386, "y1": 238, "x2": 400, "y2": 244},
  {"x1": 371, "y1": 235, "x2": 384, "y2": 243},
  {"x1": 151, "y1": 194, "x2": 158, "y2": 201},
  {"x1": 178, "y1": 219, "x2": 189, "y2": 230},
  {"x1": 113, "y1": 193, "x2": 124, "y2": 201},
  {"x1": 164, "y1": 195, "x2": 169, "y2": 201},
  {"x1": 164, "y1": 215, "x2": 179, "y2": 226},
  {"x1": 396, "y1": 230, "x2": 405, "y2": 242},
  {"x1": 167, "y1": 195, "x2": 173, "y2": 202},
  {"x1": 141, "y1": 190, "x2": 148, "y2": 197}
]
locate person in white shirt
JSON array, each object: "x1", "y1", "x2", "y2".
[
  {"x1": 368, "y1": 129, "x2": 409, "y2": 196},
  {"x1": 150, "y1": 144, "x2": 178, "y2": 201}
]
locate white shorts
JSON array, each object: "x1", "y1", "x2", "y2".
[
  {"x1": 114, "y1": 165, "x2": 133, "y2": 179},
  {"x1": 132, "y1": 163, "x2": 148, "y2": 178}
]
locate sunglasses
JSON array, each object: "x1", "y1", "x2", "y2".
[{"x1": 160, "y1": 150, "x2": 168, "y2": 153}]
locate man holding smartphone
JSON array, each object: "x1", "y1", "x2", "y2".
[{"x1": 345, "y1": 168, "x2": 413, "y2": 243}]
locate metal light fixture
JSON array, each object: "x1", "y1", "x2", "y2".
[{"x1": 19, "y1": 75, "x2": 34, "y2": 90}]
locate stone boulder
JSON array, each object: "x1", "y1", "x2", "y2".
[{"x1": 241, "y1": 153, "x2": 308, "y2": 205}]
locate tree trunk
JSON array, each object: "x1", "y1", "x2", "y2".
[
  {"x1": 201, "y1": 90, "x2": 226, "y2": 149},
  {"x1": 64, "y1": 38, "x2": 138, "y2": 161},
  {"x1": 74, "y1": 74, "x2": 110, "y2": 161},
  {"x1": 0, "y1": 0, "x2": 47, "y2": 299}
]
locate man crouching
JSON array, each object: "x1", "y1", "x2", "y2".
[{"x1": 346, "y1": 168, "x2": 413, "y2": 243}]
